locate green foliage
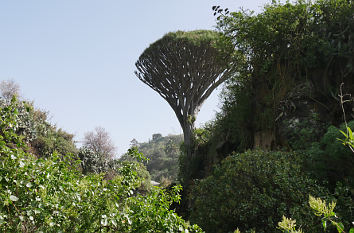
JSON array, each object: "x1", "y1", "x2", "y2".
[
  {"x1": 308, "y1": 195, "x2": 341, "y2": 232},
  {"x1": 0, "y1": 97, "x2": 38, "y2": 143},
  {"x1": 193, "y1": 128, "x2": 212, "y2": 146},
  {"x1": 0, "y1": 96, "x2": 78, "y2": 159},
  {"x1": 182, "y1": 80, "x2": 254, "y2": 183},
  {"x1": 32, "y1": 129, "x2": 78, "y2": 159},
  {"x1": 306, "y1": 121, "x2": 354, "y2": 189},
  {"x1": 218, "y1": 0, "x2": 354, "y2": 81},
  {"x1": 212, "y1": 0, "x2": 354, "y2": 149},
  {"x1": 235, "y1": 194, "x2": 354, "y2": 233},
  {"x1": 279, "y1": 195, "x2": 354, "y2": 233},
  {"x1": 148, "y1": 30, "x2": 234, "y2": 65},
  {"x1": 0, "y1": 97, "x2": 26, "y2": 147},
  {"x1": 0, "y1": 101, "x2": 202, "y2": 232},
  {"x1": 124, "y1": 134, "x2": 183, "y2": 183},
  {"x1": 79, "y1": 146, "x2": 110, "y2": 174},
  {"x1": 79, "y1": 128, "x2": 119, "y2": 178},
  {"x1": 184, "y1": 1, "x2": 354, "y2": 231},
  {"x1": 281, "y1": 112, "x2": 328, "y2": 151},
  {"x1": 216, "y1": 79, "x2": 254, "y2": 151},
  {"x1": 189, "y1": 150, "x2": 330, "y2": 233},
  {"x1": 118, "y1": 148, "x2": 152, "y2": 193},
  {"x1": 338, "y1": 126, "x2": 354, "y2": 153}
]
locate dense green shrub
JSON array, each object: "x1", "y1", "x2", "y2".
[
  {"x1": 32, "y1": 129, "x2": 78, "y2": 159},
  {"x1": 189, "y1": 150, "x2": 331, "y2": 233},
  {"x1": 0, "y1": 100, "x2": 202, "y2": 232},
  {"x1": 306, "y1": 121, "x2": 354, "y2": 189}
]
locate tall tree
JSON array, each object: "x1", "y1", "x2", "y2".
[{"x1": 135, "y1": 30, "x2": 235, "y2": 157}]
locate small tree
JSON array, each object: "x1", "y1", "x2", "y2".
[
  {"x1": 135, "y1": 30, "x2": 235, "y2": 158},
  {"x1": 83, "y1": 126, "x2": 116, "y2": 160},
  {"x1": 79, "y1": 127, "x2": 116, "y2": 173},
  {"x1": 130, "y1": 138, "x2": 139, "y2": 147},
  {"x1": 0, "y1": 79, "x2": 20, "y2": 102}
]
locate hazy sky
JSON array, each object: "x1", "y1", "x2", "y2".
[{"x1": 0, "y1": 0, "x2": 271, "y2": 155}]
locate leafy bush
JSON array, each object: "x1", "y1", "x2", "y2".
[
  {"x1": 32, "y1": 129, "x2": 78, "y2": 159},
  {"x1": 79, "y1": 146, "x2": 110, "y2": 174},
  {"x1": 307, "y1": 121, "x2": 354, "y2": 189},
  {"x1": 0, "y1": 96, "x2": 78, "y2": 159},
  {"x1": 189, "y1": 150, "x2": 331, "y2": 233},
  {"x1": 0, "y1": 100, "x2": 202, "y2": 232},
  {"x1": 0, "y1": 97, "x2": 38, "y2": 143}
]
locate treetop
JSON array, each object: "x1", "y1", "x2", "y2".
[
  {"x1": 163, "y1": 30, "x2": 221, "y2": 45},
  {"x1": 141, "y1": 30, "x2": 233, "y2": 61}
]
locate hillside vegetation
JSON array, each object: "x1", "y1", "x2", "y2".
[
  {"x1": 179, "y1": 0, "x2": 354, "y2": 232},
  {"x1": 0, "y1": 98, "x2": 202, "y2": 232},
  {"x1": 130, "y1": 134, "x2": 182, "y2": 184}
]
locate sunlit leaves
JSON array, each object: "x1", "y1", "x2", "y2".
[{"x1": 0, "y1": 101, "x2": 202, "y2": 232}]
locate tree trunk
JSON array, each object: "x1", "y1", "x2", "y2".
[
  {"x1": 182, "y1": 122, "x2": 194, "y2": 158},
  {"x1": 253, "y1": 129, "x2": 275, "y2": 150}
]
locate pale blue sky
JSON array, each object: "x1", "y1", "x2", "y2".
[{"x1": 0, "y1": 0, "x2": 270, "y2": 155}]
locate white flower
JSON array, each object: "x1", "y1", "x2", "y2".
[{"x1": 9, "y1": 195, "x2": 18, "y2": 202}]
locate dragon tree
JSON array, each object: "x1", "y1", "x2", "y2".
[{"x1": 135, "y1": 30, "x2": 235, "y2": 158}]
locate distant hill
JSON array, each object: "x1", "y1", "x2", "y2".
[{"x1": 127, "y1": 133, "x2": 183, "y2": 184}]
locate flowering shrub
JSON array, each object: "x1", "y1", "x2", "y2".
[
  {"x1": 0, "y1": 97, "x2": 38, "y2": 143},
  {"x1": 0, "y1": 99, "x2": 202, "y2": 232}
]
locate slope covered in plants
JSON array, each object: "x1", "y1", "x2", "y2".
[{"x1": 0, "y1": 98, "x2": 202, "y2": 232}]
